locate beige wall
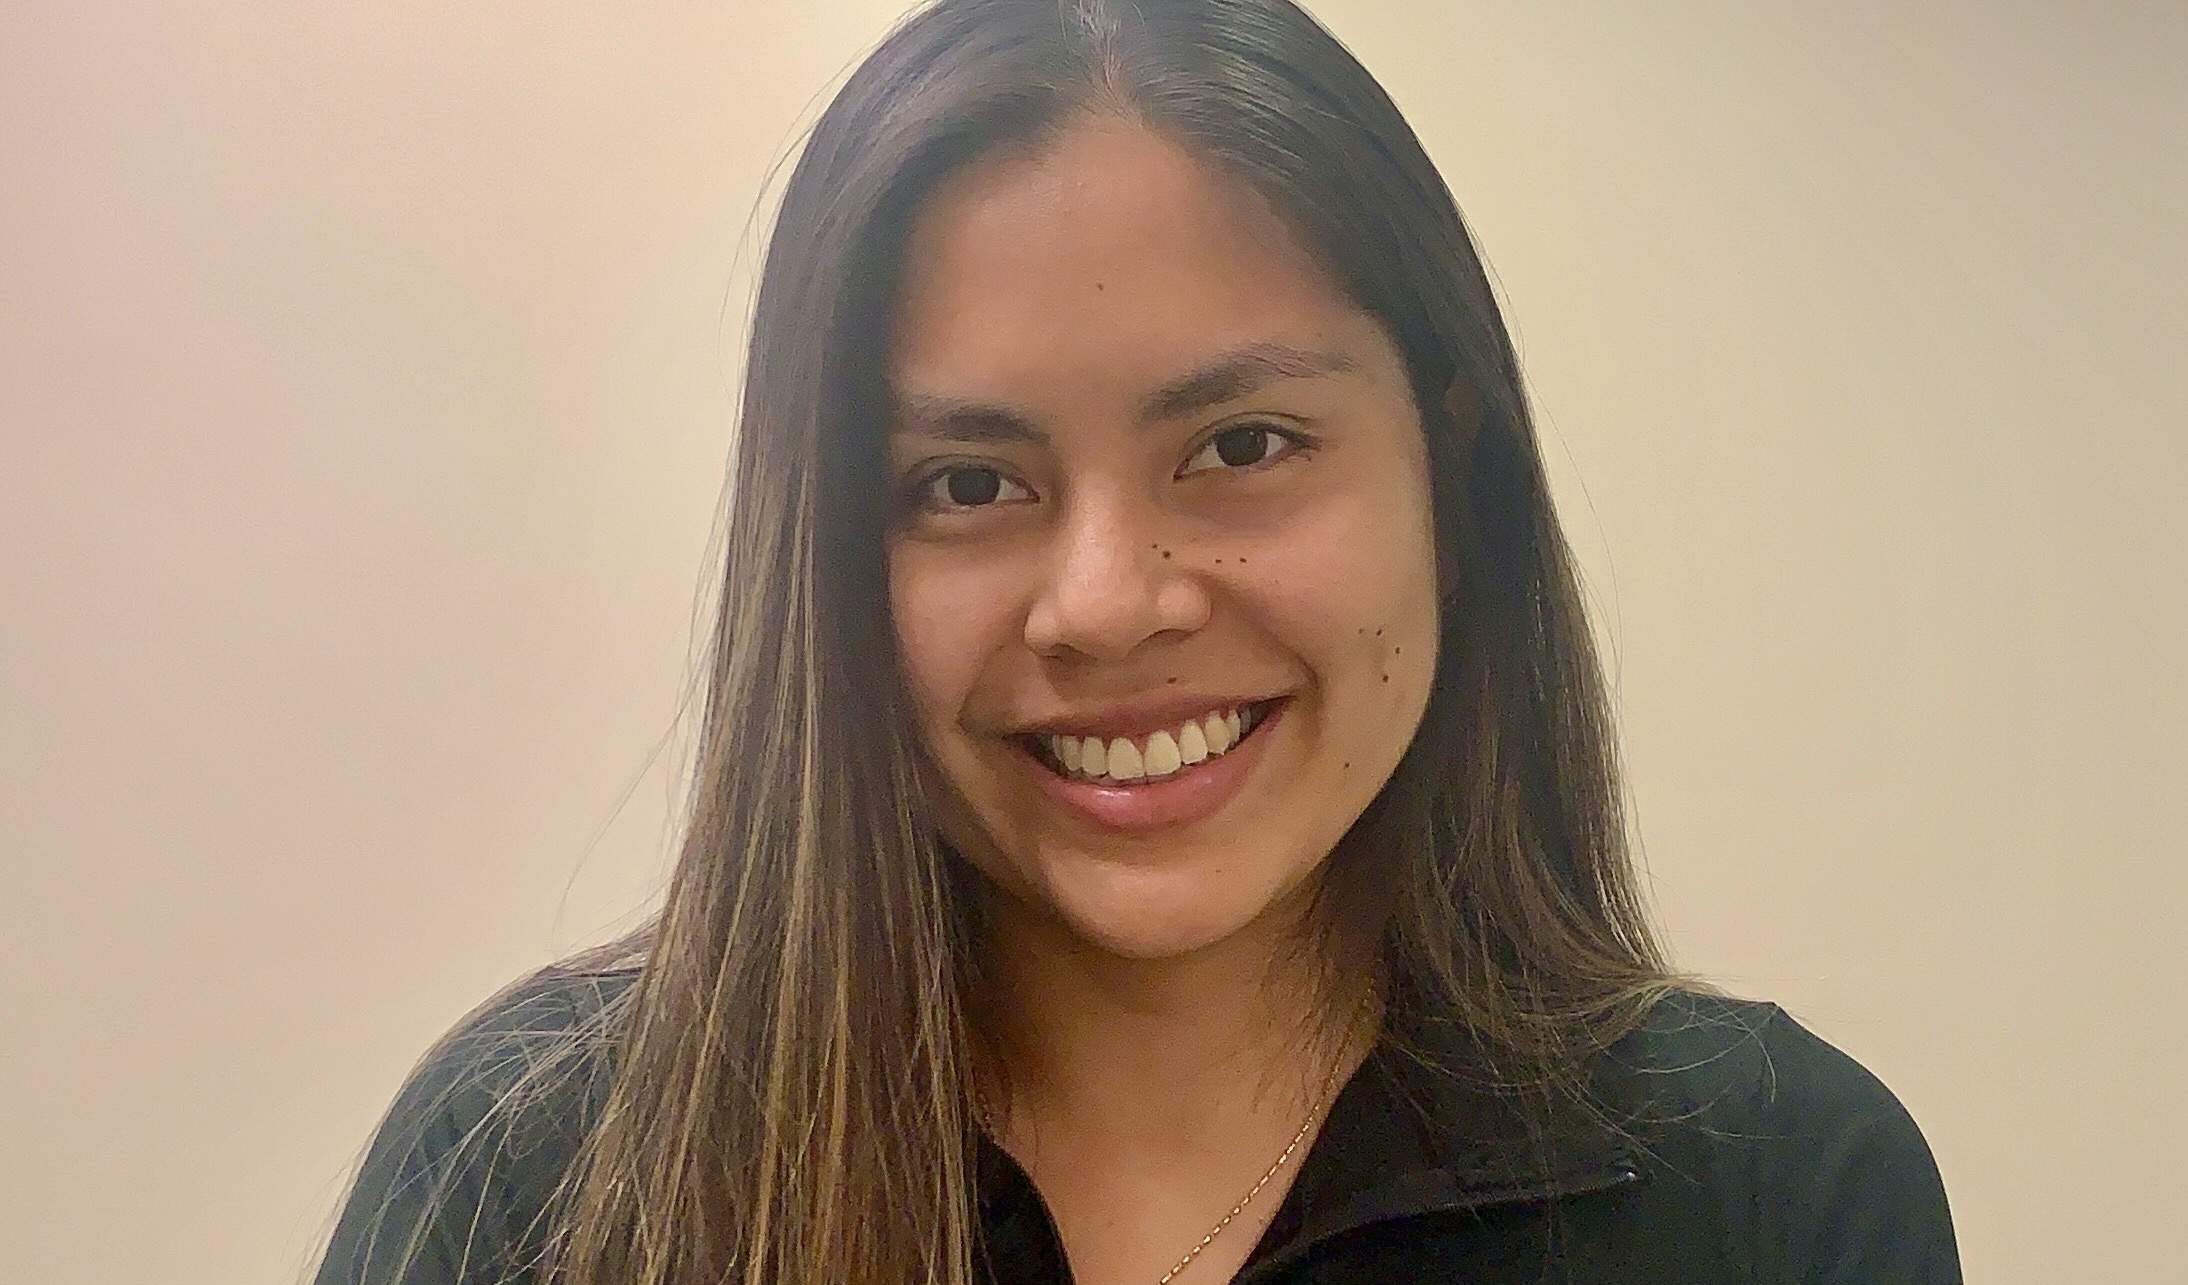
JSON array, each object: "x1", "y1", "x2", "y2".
[{"x1": 3, "y1": 3, "x2": 2180, "y2": 1282}]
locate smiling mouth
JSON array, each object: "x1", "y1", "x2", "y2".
[{"x1": 1017, "y1": 699, "x2": 1281, "y2": 786}]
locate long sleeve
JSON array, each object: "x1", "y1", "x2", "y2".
[
  {"x1": 1751, "y1": 1005, "x2": 1964, "y2": 1284},
  {"x1": 314, "y1": 1039, "x2": 520, "y2": 1285},
  {"x1": 312, "y1": 970, "x2": 623, "y2": 1285}
]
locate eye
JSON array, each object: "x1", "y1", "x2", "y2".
[
  {"x1": 910, "y1": 463, "x2": 1036, "y2": 512},
  {"x1": 1177, "y1": 422, "x2": 1314, "y2": 477}
]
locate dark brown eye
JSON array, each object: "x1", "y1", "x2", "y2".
[
  {"x1": 1213, "y1": 426, "x2": 1270, "y2": 467},
  {"x1": 1179, "y1": 422, "x2": 1313, "y2": 478},
  {"x1": 912, "y1": 463, "x2": 1033, "y2": 512},
  {"x1": 943, "y1": 466, "x2": 1002, "y2": 506}
]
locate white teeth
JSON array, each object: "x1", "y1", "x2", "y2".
[
  {"x1": 1143, "y1": 730, "x2": 1182, "y2": 777},
  {"x1": 1177, "y1": 720, "x2": 1208, "y2": 765},
  {"x1": 1041, "y1": 702, "x2": 1266, "y2": 783}
]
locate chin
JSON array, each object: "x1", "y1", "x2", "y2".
[{"x1": 1032, "y1": 850, "x2": 1311, "y2": 962}]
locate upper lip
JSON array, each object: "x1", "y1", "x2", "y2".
[{"x1": 1008, "y1": 692, "x2": 1283, "y2": 742}]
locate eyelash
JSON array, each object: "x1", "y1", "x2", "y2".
[
  {"x1": 1175, "y1": 421, "x2": 1317, "y2": 479},
  {"x1": 902, "y1": 421, "x2": 1318, "y2": 516}
]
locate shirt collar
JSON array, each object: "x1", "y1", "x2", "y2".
[
  {"x1": 1234, "y1": 1022, "x2": 1644, "y2": 1281},
  {"x1": 972, "y1": 1018, "x2": 1647, "y2": 1283}
]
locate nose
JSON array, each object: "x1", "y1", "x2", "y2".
[{"x1": 1023, "y1": 492, "x2": 1211, "y2": 662}]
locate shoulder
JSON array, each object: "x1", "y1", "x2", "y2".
[
  {"x1": 422, "y1": 964, "x2": 638, "y2": 1084},
  {"x1": 1592, "y1": 988, "x2": 1963, "y2": 1283},
  {"x1": 365, "y1": 964, "x2": 636, "y2": 1169},
  {"x1": 313, "y1": 965, "x2": 638, "y2": 1285},
  {"x1": 1604, "y1": 989, "x2": 1940, "y2": 1165}
]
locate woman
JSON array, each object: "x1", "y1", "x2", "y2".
[{"x1": 313, "y1": 1, "x2": 1961, "y2": 1282}]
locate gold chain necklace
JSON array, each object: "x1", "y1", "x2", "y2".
[{"x1": 975, "y1": 1064, "x2": 1341, "y2": 1285}]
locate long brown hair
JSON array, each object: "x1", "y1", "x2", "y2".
[{"x1": 336, "y1": 1, "x2": 1720, "y2": 1281}]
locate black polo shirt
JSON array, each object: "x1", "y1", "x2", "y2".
[{"x1": 315, "y1": 968, "x2": 1961, "y2": 1284}]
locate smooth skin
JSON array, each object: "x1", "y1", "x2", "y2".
[{"x1": 885, "y1": 114, "x2": 1442, "y2": 1284}]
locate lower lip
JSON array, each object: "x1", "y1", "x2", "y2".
[{"x1": 1017, "y1": 701, "x2": 1287, "y2": 835}]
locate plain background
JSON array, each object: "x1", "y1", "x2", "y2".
[{"x1": 4, "y1": 2, "x2": 2181, "y2": 1282}]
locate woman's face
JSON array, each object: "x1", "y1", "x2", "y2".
[{"x1": 885, "y1": 116, "x2": 1440, "y2": 961}]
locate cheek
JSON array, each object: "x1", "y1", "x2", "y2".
[
  {"x1": 886, "y1": 542, "x2": 1016, "y2": 728},
  {"x1": 1241, "y1": 475, "x2": 1441, "y2": 680}
]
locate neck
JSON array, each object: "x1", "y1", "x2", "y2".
[{"x1": 974, "y1": 888, "x2": 1380, "y2": 1161}]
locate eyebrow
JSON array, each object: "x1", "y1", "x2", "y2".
[{"x1": 892, "y1": 341, "x2": 1357, "y2": 446}]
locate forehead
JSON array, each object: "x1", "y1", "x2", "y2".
[{"x1": 887, "y1": 115, "x2": 1386, "y2": 403}]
